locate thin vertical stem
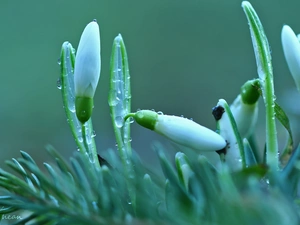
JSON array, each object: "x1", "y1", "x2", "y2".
[{"x1": 242, "y1": 1, "x2": 278, "y2": 169}]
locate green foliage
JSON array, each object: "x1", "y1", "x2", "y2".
[{"x1": 1, "y1": 1, "x2": 300, "y2": 225}]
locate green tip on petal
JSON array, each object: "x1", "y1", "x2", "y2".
[
  {"x1": 75, "y1": 97, "x2": 93, "y2": 123},
  {"x1": 240, "y1": 79, "x2": 260, "y2": 105},
  {"x1": 133, "y1": 110, "x2": 158, "y2": 130}
]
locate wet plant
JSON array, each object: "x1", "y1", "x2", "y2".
[{"x1": 1, "y1": 1, "x2": 300, "y2": 224}]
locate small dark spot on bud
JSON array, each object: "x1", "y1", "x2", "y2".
[
  {"x1": 216, "y1": 147, "x2": 227, "y2": 155},
  {"x1": 98, "y1": 154, "x2": 111, "y2": 168},
  {"x1": 212, "y1": 106, "x2": 225, "y2": 120}
]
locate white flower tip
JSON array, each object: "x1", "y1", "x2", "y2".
[
  {"x1": 74, "y1": 20, "x2": 101, "y2": 98},
  {"x1": 281, "y1": 24, "x2": 300, "y2": 91},
  {"x1": 155, "y1": 115, "x2": 226, "y2": 152}
]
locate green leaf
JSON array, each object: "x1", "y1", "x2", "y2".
[
  {"x1": 109, "y1": 34, "x2": 132, "y2": 156},
  {"x1": 109, "y1": 34, "x2": 135, "y2": 212},
  {"x1": 281, "y1": 144, "x2": 300, "y2": 195},
  {"x1": 59, "y1": 42, "x2": 97, "y2": 160},
  {"x1": 243, "y1": 138, "x2": 257, "y2": 166},
  {"x1": 175, "y1": 152, "x2": 193, "y2": 191},
  {"x1": 274, "y1": 102, "x2": 294, "y2": 164}
]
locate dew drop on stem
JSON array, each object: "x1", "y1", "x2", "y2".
[
  {"x1": 129, "y1": 117, "x2": 134, "y2": 124},
  {"x1": 57, "y1": 78, "x2": 62, "y2": 90},
  {"x1": 115, "y1": 116, "x2": 124, "y2": 128}
]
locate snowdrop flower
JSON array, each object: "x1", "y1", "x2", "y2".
[
  {"x1": 74, "y1": 20, "x2": 101, "y2": 123},
  {"x1": 230, "y1": 79, "x2": 259, "y2": 138},
  {"x1": 281, "y1": 25, "x2": 300, "y2": 91},
  {"x1": 127, "y1": 110, "x2": 226, "y2": 151}
]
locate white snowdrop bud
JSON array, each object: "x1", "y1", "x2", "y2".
[
  {"x1": 230, "y1": 79, "x2": 259, "y2": 138},
  {"x1": 281, "y1": 25, "x2": 300, "y2": 91},
  {"x1": 74, "y1": 20, "x2": 101, "y2": 123},
  {"x1": 130, "y1": 110, "x2": 226, "y2": 151}
]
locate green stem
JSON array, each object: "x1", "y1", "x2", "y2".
[
  {"x1": 81, "y1": 123, "x2": 100, "y2": 168},
  {"x1": 242, "y1": 1, "x2": 278, "y2": 169}
]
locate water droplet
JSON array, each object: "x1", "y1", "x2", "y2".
[
  {"x1": 151, "y1": 109, "x2": 155, "y2": 112},
  {"x1": 76, "y1": 148, "x2": 80, "y2": 152},
  {"x1": 69, "y1": 105, "x2": 75, "y2": 113},
  {"x1": 265, "y1": 179, "x2": 270, "y2": 185},
  {"x1": 57, "y1": 58, "x2": 61, "y2": 65},
  {"x1": 92, "y1": 201, "x2": 98, "y2": 210},
  {"x1": 115, "y1": 116, "x2": 124, "y2": 128},
  {"x1": 190, "y1": 118, "x2": 193, "y2": 121},
  {"x1": 129, "y1": 117, "x2": 135, "y2": 124},
  {"x1": 137, "y1": 113, "x2": 144, "y2": 119},
  {"x1": 137, "y1": 108, "x2": 141, "y2": 112},
  {"x1": 89, "y1": 152, "x2": 95, "y2": 163},
  {"x1": 57, "y1": 78, "x2": 62, "y2": 89},
  {"x1": 108, "y1": 90, "x2": 118, "y2": 106},
  {"x1": 157, "y1": 111, "x2": 164, "y2": 115},
  {"x1": 71, "y1": 48, "x2": 76, "y2": 54},
  {"x1": 91, "y1": 130, "x2": 96, "y2": 138},
  {"x1": 180, "y1": 115, "x2": 184, "y2": 118},
  {"x1": 78, "y1": 136, "x2": 83, "y2": 143}
]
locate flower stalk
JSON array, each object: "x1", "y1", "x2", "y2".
[{"x1": 242, "y1": 1, "x2": 278, "y2": 169}]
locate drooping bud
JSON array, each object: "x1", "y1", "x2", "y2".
[
  {"x1": 74, "y1": 20, "x2": 101, "y2": 123},
  {"x1": 129, "y1": 110, "x2": 226, "y2": 151}
]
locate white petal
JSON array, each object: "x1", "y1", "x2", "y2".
[
  {"x1": 155, "y1": 115, "x2": 226, "y2": 151},
  {"x1": 230, "y1": 95, "x2": 258, "y2": 138},
  {"x1": 281, "y1": 25, "x2": 300, "y2": 91},
  {"x1": 74, "y1": 21, "x2": 101, "y2": 98}
]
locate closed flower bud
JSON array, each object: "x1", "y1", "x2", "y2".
[
  {"x1": 281, "y1": 25, "x2": 300, "y2": 91},
  {"x1": 74, "y1": 20, "x2": 101, "y2": 123},
  {"x1": 230, "y1": 80, "x2": 259, "y2": 138},
  {"x1": 129, "y1": 110, "x2": 226, "y2": 151}
]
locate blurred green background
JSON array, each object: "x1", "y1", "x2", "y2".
[{"x1": 1, "y1": 0, "x2": 300, "y2": 168}]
